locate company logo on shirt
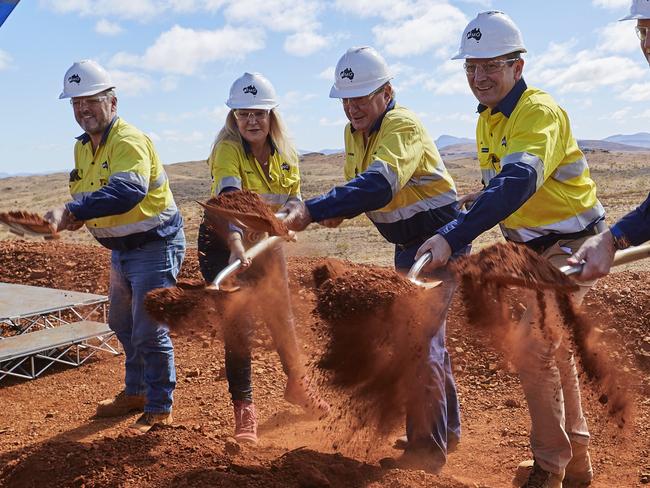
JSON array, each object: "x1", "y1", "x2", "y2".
[
  {"x1": 501, "y1": 137, "x2": 507, "y2": 147},
  {"x1": 481, "y1": 147, "x2": 489, "y2": 153},
  {"x1": 467, "y1": 28, "x2": 482, "y2": 42},
  {"x1": 243, "y1": 85, "x2": 258, "y2": 95},
  {"x1": 101, "y1": 161, "x2": 109, "y2": 169},
  {"x1": 281, "y1": 162, "x2": 290, "y2": 171},
  {"x1": 340, "y1": 68, "x2": 354, "y2": 81},
  {"x1": 68, "y1": 74, "x2": 81, "y2": 84},
  {"x1": 69, "y1": 169, "x2": 81, "y2": 182}
]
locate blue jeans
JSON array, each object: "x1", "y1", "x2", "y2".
[
  {"x1": 394, "y1": 242, "x2": 466, "y2": 463},
  {"x1": 108, "y1": 230, "x2": 185, "y2": 413}
]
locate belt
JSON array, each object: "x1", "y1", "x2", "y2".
[
  {"x1": 524, "y1": 219, "x2": 605, "y2": 255},
  {"x1": 395, "y1": 235, "x2": 429, "y2": 251}
]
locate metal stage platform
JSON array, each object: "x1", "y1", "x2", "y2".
[
  {"x1": 0, "y1": 283, "x2": 118, "y2": 381},
  {"x1": 0, "y1": 282, "x2": 108, "y2": 335}
]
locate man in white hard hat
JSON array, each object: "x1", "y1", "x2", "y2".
[
  {"x1": 45, "y1": 60, "x2": 185, "y2": 433},
  {"x1": 415, "y1": 11, "x2": 605, "y2": 488},
  {"x1": 568, "y1": 0, "x2": 650, "y2": 279},
  {"x1": 283, "y1": 46, "x2": 465, "y2": 473}
]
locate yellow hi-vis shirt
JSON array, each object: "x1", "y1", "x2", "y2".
[
  {"x1": 69, "y1": 117, "x2": 178, "y2": 241},
  {"x1": 477, "y1": 85, "x2": 604, "y2": 242},
  {"x1": 208, "y1": 139, "x2": 301, "y2": 211},
  {"x1": 343, "y1": 104, "x2": 457, "y2": 226}
]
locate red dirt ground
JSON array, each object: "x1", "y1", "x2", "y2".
[{"x1": 0, "y1": 240, "x2": 649, "y2": 487}]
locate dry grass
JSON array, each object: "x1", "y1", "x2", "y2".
[{"x1": 1, "y1": 149, "x2": 648, "y2": 269}]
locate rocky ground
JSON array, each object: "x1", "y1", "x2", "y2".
[{"x1": 0, "y1": 240, "x2": 649, "y2": 487}]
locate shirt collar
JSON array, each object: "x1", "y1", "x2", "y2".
[
  {"x1": 350, "y1": 98, "x2": 396, "y2": 135},
  {"x1": 76, "y1": 116, "x2": 119, "y2": 146},
  {"x1": 242, "y1": 137, "x2": 277, "y2": 157},
  {"x1": 477, "y1": 78, "x2": 527, "y2": 118}
]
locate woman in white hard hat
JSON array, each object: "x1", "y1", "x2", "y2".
[{"x1": 198, "y1": 72, "x2": 329, "y2": 444}]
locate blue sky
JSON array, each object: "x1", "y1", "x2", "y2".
[{"x1": 0, "y1": 0, "x2": 646, "y2": 175}]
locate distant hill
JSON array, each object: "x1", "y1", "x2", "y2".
[
  {"x1": 435, "y1": 135, "x2": 475, "y2": 149},
  {"x1": 299, "y1": 148, "x2": 343, "y2": 156},
  {"x1": 603, "y1": 132, "x2": 650, "y2": 148},
  {"x1": 577, "y1": 140, "x2": 648, "y2": 152}
]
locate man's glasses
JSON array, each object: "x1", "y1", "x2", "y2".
[
  {"x1": 636, "y1": 26, "x2": 649, "y2": 41},
  {"x1": 233, "y1": 110, "x2": 270, "y2": 122},
  {"x1": 463, "y1": 58, "x2": 519, "y2": 76},
  {"x1": 341, "y1": 86, "x2": 385, "y2": 108},
  {"x1": 70, "y1": 95, "x2": 109, "y2": 108}
]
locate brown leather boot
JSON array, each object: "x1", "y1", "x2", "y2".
[
  {"x1": 130, "y1": 411, "x2": 173, "y2": 433},
  {"x1": 96, "y1": 390, "x2": 146, "y2": 417}
]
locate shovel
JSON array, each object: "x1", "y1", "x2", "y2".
[
  {"x1": 408, "y1": 241, "x2": 650, "y2": 289},
  {"x1": 197, "y1": 201, "x2": 289, "y2": 236},
  {"x1": 207, "y1": 232, "x2": 295, "y2": 291},
  {"x1": 0, "y1": 211, "x2": 59, "y2": 239}
]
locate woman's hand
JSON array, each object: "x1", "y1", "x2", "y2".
[{"x1": 228, "y1": 232, "x2": 251, "y2": 267}]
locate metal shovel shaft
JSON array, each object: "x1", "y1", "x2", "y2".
[{"x1": 559, "y1": 241, "x2": 650, "y2": 276}]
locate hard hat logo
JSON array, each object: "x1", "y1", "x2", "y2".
[
  {"x1": 467, "y1": 28, "x2": 482, "y2": 42},
  {"x1": 226, "y1": 73, "x2": 278, "y2": 110},
  {"x1": 340, "y1": 68, "x2": 355, "y2": 81},
  {"x1": 68, "y1": 74, "x2": 81, "y2": 84}
]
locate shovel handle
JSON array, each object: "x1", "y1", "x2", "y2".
[
  {"x1": 407, "y1": 251, "x2": 432, "y2": 282},
  {"x1": 559, "y1": 241, "x2": 650, "y2": 276},
  {"x1": 210, "y1": 232, "x2": 295, "y2": 290}
]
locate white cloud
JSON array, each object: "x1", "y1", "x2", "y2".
[
  {"x1": 596, "y1": 21, "x2": 639, "y2": 53},
  {"x1": 319, "y1": 117, "x2": 348, "y2": 126},
  {"x1": 279, "y1": 91, "x2": 317, "y2": 108},
  {"x1": 633, "y1": 108, "x2": 650, "y2": 118},
  {"x1": 160, "y1": 129, "x2": 208, "y2": 144},
  {"x1": 425, "y1": 70, "x2": 470, "y2": 96},
  {"x1": 110, "y1": 70, "x2": 153, "y2": 96},
  {"x1": 0, "y1": 49, "x2": 12, "y2": 70},
  {"x1": 334, "y1": 0, "x2": 428, "y2": 20},
  {"x1": 224, "y1": 0, "x2": 322, "y2": 32},
  {"x1": 160, "y1": 76, "x2": 179, "y2": 92},
  {"x1": 41, "y1": 0, "x2": 160, "y2": 20},
  {"x1": 284, "y1": 31, "x2": 329, "y2": 56},
  {"x1": 371, "y1": 3, "x2": 467, "y2": 57},
  {"x1": 318, "y1": 66, "x2": 334, "y2": 80},
  {"x1": 527, "y1": 47, "x2": 645, "y2": 93},
  {"x1": 618, "y1": 82, "x2": 650, "y2": 101},
  {"x1": 592, "y1": 0, "x2": 630, "y2": 8},
  {"x1": 599, "y1": 107, "x2": 630, "y2": 120},
  {"x1": 110, "y1": 25, "x2": 265, "y2": 75},
  {"x1": 95, "y1": 19, "x2": 123, "y2": 35}
]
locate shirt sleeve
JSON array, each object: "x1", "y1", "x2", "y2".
[
  {"x1": 438, "y1": 162, "x2": 538, "y2": 253},
  {"x1": 305, "y1": 114, "x2": 422, "y2": 222},
  {"x1": 210, "y1": 142, "x2": 243, "y2": 195},
  {"x1": 610, "y1": 192, "x2": 650, "y2": 247},
  {"x1": 67, "y1": 136, "x2": 149, "y2": 220}
]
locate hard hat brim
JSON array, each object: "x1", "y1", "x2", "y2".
[
  {"x1": 59, "y1": 85, "x2": 115, "y2": 100},
  {"x1": 619, "y1": 13, "x2": 648, "y2": 20},
  {"x1": 329, "y1": 76, "x2": 393, "y2": 99},
  {"x1": 451, "y1": 47, "x2": 527, "y2": 60},
  {"x1": 226, "y1": 101, "x2": 279, "y2": 110}
]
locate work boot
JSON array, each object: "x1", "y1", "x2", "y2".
[
  {"x1": 513, "y1": 459, "x2": 564, "y2": 488},
  {"x1": 95, "y1": 390, "x2": 146, "y2": 417},
  {"x1": 564, "y1": 442, "x2": 593, "y2": 487},
  {"x1": 379, "y1": 448, "x2": 445, "y2": 474},
  {"x1": 284, "y1": 376, "x2": 330, "y2": 419},
  {"x1": 130, "y1": 411, "x2": 173, "y2": 433},
  {"x1": 394, "y1": 433, "x2": 459, "y2": 453},
  {"x1": 233, "y1": 400, "x2": 258, "y2": 444}
]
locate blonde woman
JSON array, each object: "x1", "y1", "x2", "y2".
[{"x1": 198, "y1": 72, "x2": 328, "y2": 444}]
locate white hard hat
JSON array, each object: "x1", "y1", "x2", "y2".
[
  {"x1": 59, "y1": 60, "x2": 115, "y2": 99},
  {"x1": 226, "y1": 72, "x2": 278, "y2": 110},
  {"x1": 329, "y1": 46, "x2": 393, "y2": 99},
  {"x1": 452, "y1": 11, "x2": 527, "y2": 60},
  {"x1": 620, "y1": 0, "x2": 650, "y2": 20}
]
